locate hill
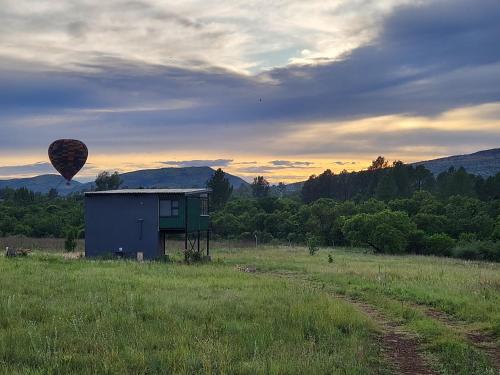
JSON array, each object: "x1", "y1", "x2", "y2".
[
  {"x1": 117, "y1": 166, "x2": 248, "y2": 189},
  {"x1": 0, "y1": 167, "x2": 248, "y2": 195},
  {"x1": 413, "y1": 148, "x2": 500, "y2": 177},
  {"x1": 0, "y1": 174, "x2": 84, "y2": 194}
]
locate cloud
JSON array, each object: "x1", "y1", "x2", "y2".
[
  {"x1": 0, "y1": 0, "x2": 412, "y2": 73},
  {"x1": 0, "y1": 0, "x2": 500, "y2": 179},
  {"x1": 270, "y1": 160, "x2": 313, "y2": 167},
  {"x1": 160, "y1": 159, "x2": 233, "y2": 167},
  {"x1": 0, "y1": 162, "x2": 55, "y2": 177},
  {"x1": 333, "y1": 161, "x2": 357, "y2": 166},
  {"x1": 232, "y1": 161, "x2": 258, "y2": 165},
  {"x1": 237, "y1": 161, "x2": 314, "y2": 174}
]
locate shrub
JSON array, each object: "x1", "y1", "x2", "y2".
[
  {"x1": 343, "y1": 210, "x2": 416, "y2": 254},
  {"x1": 412, "y1": 213, "x2": 448, "y2": 235},
  {"x1": 372, "y1": 223, "x2": 407, "y2": 254},
  {"x1": 453, "y1": 244, "x2": 481, "y2": 260},
  {"x1": 458, "y1": 232, "x2": 477, "y2": 244},
  {"x1": 64, "y1": 229, "x2": 77, "y2": 252},
  {"x1": 425, "y1": 233, "x2": 455, "y2": 256},
  {"x1": 184, "y1": 249, "x2": 202, "y2": 264},
  {"x1": 407, "y1": 230, "x2": 427, "y2": 254},
  {"x1": 307, "y1": 234, "x2": 320, "y2": 255},
  {"x1": 453, "y1": 241, "x2": 500, "y2": 262}
]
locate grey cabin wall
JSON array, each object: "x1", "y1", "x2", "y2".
[{"x1": 85, "y1": 194, "x2": 159, "y2": 259}]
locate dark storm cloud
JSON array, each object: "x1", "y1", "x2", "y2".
[{"x1": 1, "y1": 0, "x2": 500, "y2": 156}]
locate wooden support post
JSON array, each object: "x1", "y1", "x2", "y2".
[
  {"x1": 184, "y1": 195, "x2": 188, "y2": 250},
  {"x1": 207, "y1": 230, "x2": 210, "y2": 257},
  {"x1": 197, "y1": 231, "x2": 200, "y2": 253}
]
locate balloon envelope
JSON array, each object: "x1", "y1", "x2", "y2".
[{"x1": 48, "y1": 139, "x2": 88, "y2": 182}]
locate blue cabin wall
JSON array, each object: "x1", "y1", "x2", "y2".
[{"x1": 85, "y1": 194, "x2": 160, "y2": 259}]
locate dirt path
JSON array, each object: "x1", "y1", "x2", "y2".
[
  {"x1": 252, "y1": 269, "x2": 437, "y2": 374},
  {"x1": 250, "y1": 268, "x2": 500, "y2": 373},
  {"x1": 341, "y1": 297, "x2": 437, "y2": 375},
  {"x1": 414, "y1": 305, "x2": 500, "y2": 371}
]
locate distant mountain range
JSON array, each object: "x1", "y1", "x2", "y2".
[
  {"x1": 412, "y1": 148, "x2": 500, "y2": 177},
  {"x1": 0, "y1": 174, "x2": 84, "y2": 194},
  {"x1": 0, "y1": 166, "x2": 248, "y2": 195},
  {"x1": 0, "y1": 148, "x2": 498, "y2": 195},
  {"x1": 118, "y1": 166, "x2": 248, "y2": 190}
]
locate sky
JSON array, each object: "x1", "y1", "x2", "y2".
[{"x1": 1, "y1": 0, "x2": 500, "y2": 183}]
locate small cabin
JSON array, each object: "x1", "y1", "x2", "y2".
[{"x1": 84, "y1": 189, "x2": 210, "y2": 260}]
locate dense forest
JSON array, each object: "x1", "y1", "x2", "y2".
[
  {"x1": 0, "y1": 158, "x2": 499, "y2": 261},
  {"x1": 0, "y1": 187, "x2": 84, "y2": 238}
]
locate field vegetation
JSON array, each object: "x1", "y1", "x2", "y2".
[
  {"x1": 0, "y1": 245, "x2": 498, "y2": 374},
  {"x1": 1, "y1": 158, "x2": 499, "y2": 263}
]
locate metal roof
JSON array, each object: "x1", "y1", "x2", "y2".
[{"x1": 85, "y1": 188, "x2": 210, "y2": 196}]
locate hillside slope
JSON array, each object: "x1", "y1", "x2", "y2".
[
  {"x1": 0, "y1": 175, "x2": 84, "y2": 194},
  {"x1": 0, "y1": 167, "x2": 248, "y2": 195},
  {"x1": 413, "y1": 148, "x2": 500, "y2": 177},
  {"x1": 117, "y1": 166, "x2": 248, "y2": 189}
]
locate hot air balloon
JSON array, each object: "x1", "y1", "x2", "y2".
[{"x1": 48, "y1": 139, "x2": 88, "y2": 185}]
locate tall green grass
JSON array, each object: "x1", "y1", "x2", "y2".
[
  {"x1": 0, "y1": 254, "x2": 382, "y2": 374},
  {"x1": 220, "y1": 246, "x2": 500, "y2": 374}
]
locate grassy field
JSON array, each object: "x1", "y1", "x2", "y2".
[{"x1": 0, "y1": 245, "x2": 498, "y2": 374}]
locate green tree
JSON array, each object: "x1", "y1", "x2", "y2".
[
  {"x1": 368, "y1": 156, "x2": 389, "y2": 170},
  {"x1": 277, "y1": 182, "x2": 287, "y2": 198},
  {"x1": 412, "y1": 213, "x2": 448, "y2": 235},
  {"x1": 251, "y1": 176, "x2": 270, "y2": 198},
  {"x1": 444, "y1": 196, "x2": 494, "y2": 239},
  {"x1": 492, "y1": 216, "x2": 500, "y2": 241},
  {"x1": 95, "y1": 171, "x2": 122, "y2": 191},
  {"x1": 207, "y1": 168, "x2": 233, "y2": 211},
  {"x1": 304, "y1": 199, "x2": 338, "y2": 246},
  {"x1": 48, "y1": 188, "x2": 59, "y2": 199},
  {"x1": 343, "y1": 210, "x2": 416, "y2": 253},
  {"x1": 425, "y1": 233, "x2": 455, "y2": 256},
  {"x1": 413, "y1": 165, "x2": 435, "y2": 191},
  {"x1": 391, "y1": 161, "x2": 411, "y2": 196},
  {"x1": 375, "y1": 174, "x2": 398, "y2": 201}
]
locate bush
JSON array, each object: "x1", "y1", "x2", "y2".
[
  {"x1": 453, "y1": 241, "x2": 500, "y2": 262},
  {"x1": 425, "y1": 233, "x2": 455, "y2": 256},
  {"x1": 184, "y1": 249, "x2": 202, "y2": 263},
  {"x1": 458, "y1": 232, "x2": 477, "y2": 244},
  {"x1": 342, "y1": 210, "x2": 416, "y2": 254},
  {"x1": 453, "y1": 245, "x2": 480, "y2": 260},
  {"x1": 372, "y1": 223, "x2": 407, "y2": 254},
  {"x1": 407, "y1": 230, "x2": 426, "y2": 254},
  {"x1": 64, "y1": 229, "x2": 77, "y2": 252},
  {"x1": 307, "y1": 234, "x2": 320, "y2": 255}
]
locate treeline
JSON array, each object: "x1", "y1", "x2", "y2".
[
  {"x1": 0, "y1": 187, "x2": 84, "y2": 238},
  {"x1": 302, "y1": 157, "x2": 500, "y2": 202},
  {"x1": 1, "y1": 159, "x2": 499, "y2": 262},
  {"x1": 211, "y1": 193, "x2": 500, "y2": 261},
  {"x1": 209, "y1": 160, "x2": 500, "y2": 261}
]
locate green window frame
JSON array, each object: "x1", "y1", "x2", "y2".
[
  {"x1": 160, "y1": 199, "x2": 179, "y2": 217},
  {"x1": 200, "y1": 195, "x2": 209, "y2": 216}
]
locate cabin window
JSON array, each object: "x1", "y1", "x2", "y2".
[
  {"x1": 200, "y1": 196, "x2": 208, "y2": 216},
  {"x1": 160, "y1": 200, "x2": 179, "y2": 217}
]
